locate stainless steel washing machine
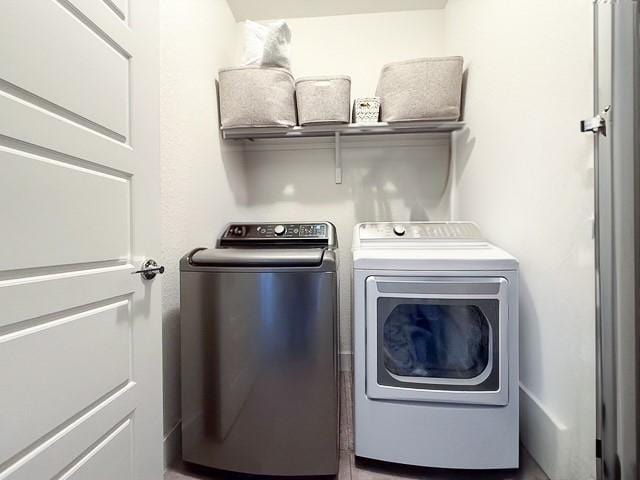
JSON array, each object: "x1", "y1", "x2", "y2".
[{"x1": 179, "y1": 222, "x2": 339, "y2": 476}]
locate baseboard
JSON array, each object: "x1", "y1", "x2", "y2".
[
  {"x1": 340, "y1": 352, "x2": 353, "y2": 372},
  {"x1": 519, "y1": 384, "x2": 569, "y2": 479},
  {"x1": 163, "y1": 421, "x2": 182, "y2": 471}
]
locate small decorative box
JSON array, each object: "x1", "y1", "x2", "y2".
[{"x1": 352, "y1": 97, "x2": 381, "y2": 124}]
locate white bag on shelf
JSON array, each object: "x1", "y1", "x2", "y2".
[{"x1": 243, "y1": 20, "x2": 292, "y2": 70}]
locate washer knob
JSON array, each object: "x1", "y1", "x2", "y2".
[
  {"x1": 393, "y1": 224, "x2": 406, "y2": 236},
  {"x1": 274, "y1": 224, "x2": 286, "y2": 236}
]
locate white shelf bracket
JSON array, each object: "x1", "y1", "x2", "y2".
[{"x1": 335, "y1": 131, "x2": 342, "y2": 184}]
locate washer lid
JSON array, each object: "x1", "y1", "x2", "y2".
[{"x1": 191, "y1": 248, "x2": 325, "y2": 267}]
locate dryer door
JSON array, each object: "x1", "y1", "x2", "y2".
[{"x1": 366, "y1": 276, "x2": 509, "y2": 405}]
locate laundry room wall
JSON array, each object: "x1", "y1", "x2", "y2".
[
  {"x1": 444, "y1": 1, "x2": 596, "y2": 478},
  {"x1": 159, "y1": 1, "x2": 597, "y2": 475},
  {"x1": 232, "y1": 9, "x2": 452, "y2": 363},
  {"x1": 159, "y1": 0, "x2": 244, "y2": 468}
]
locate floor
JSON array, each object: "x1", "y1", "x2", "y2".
[{"x1": 165, "y1": 373, "x2": 549, "y2": 480}]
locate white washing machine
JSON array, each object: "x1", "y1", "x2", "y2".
[{"x1": 352, "y1": 222, "x2": 519, "y2": 469}]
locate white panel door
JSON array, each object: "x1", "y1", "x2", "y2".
[{"x1": 0, "y1": 1, "x2": 162, "y2": 479}]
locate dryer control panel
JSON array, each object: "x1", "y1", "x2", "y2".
[{"x1": 358, "y1": 222, "x2": 483, "y2": 241}]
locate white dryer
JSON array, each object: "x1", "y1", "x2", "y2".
[{"x1": 352, "y1": 222, "x2": 519, "y2": 469}]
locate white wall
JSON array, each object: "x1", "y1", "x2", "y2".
[
  {"x1": 159, "y1": 0, "x2": 243, "y2": 467},
  {"x1": 445, "y1": 1, "x2": 596, "y2": 478}
]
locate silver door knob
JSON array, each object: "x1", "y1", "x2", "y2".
[{"x1": 133, "y1": 259, "x2": 165, "y2": 280}]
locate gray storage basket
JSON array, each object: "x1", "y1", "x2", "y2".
[
  {"x1": 219, "y1": 66, "x2": 296, "y2": 129},
  {"x1": 295, "y1": 75, "x2": 351, "y2": 125},
  {"x1": 376, "y1": 56, "x2": 463, "y2": 122}
]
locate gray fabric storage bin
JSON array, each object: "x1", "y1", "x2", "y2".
[
  {"x1": 219, "y1": 66, "x2": 296, "y2": 128},
  {"x1": 295, "y1": 75, "x2": 351, "y2": 125},
  {"x1": 376, "y1": 56, "x2": 463, "y2": 122}
]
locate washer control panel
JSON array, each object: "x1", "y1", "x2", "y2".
[{"x1": 222, "y1": 222, "x2": 330, "y2": 242}]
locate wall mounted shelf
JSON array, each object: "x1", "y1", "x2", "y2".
[
  {"x1": 221, "y1": 120, "x2": 464, "y2": 140},
  {"x1": 221, "y1": 120, "x2": 465, "y2": 184}
]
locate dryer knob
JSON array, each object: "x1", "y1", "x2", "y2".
[
  {"x1": 393, "y1": 225, "x2": 406, "y2": 236},
  {"x1": 274, "y1": 224, "x2": 286, "y2": 236}
]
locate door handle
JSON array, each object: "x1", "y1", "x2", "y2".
[
  {"x1": 580, "y1": 105, "x2": 610, "y2": 136},
  {"x1": 133, "y1": 259, "x2": 165, "y2": 280}
]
